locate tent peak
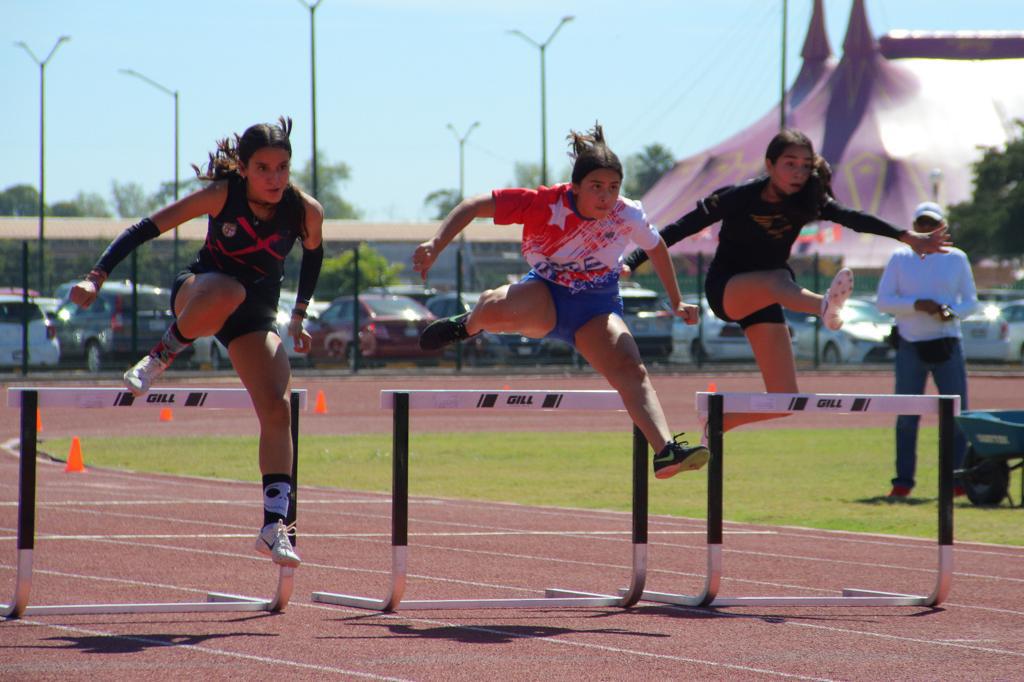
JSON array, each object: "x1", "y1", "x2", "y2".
[
  {"x1": 801, "y1": 0, "x2": 832, "y2": 63},
  {"x1": 842, "y1": 0, "x2": 877, "y2": 58}
]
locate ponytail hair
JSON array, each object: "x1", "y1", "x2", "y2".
[
  {"x1": 568, "y1": 122, "x2": 623, "y2": 185},
  {"x1": 192, "y1": 116, "x2": 306, "y2": 240}
]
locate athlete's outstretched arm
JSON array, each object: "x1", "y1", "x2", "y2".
[
  {"x1": 70, "y1": 182, "x2": 230, "y2": 309},
  {"x1": 412, "y1": 193, "x2": 495, "y2": 279}
]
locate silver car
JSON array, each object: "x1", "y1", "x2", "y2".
[{"x1": 0, "y1": 294, "x2": 60, "y2": 368}]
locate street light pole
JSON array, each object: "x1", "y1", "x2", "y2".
[
  {"x1": 16, "y1": 35, "x2": 70, "y2": 294},
  {"x1": 298, "y1": 0, "x2": 324, "y2": 198},
  {"x1": 446, "y1": 121, "x2": 480, "y2": 201},
  {"x1": 508, "y1": 16, "x2": 573, "y2": 187},
  {"x1": 119, "y1": 68, "x2": 181, "y2": 270}
]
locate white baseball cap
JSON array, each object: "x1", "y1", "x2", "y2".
[{"x1": 913, "y1": 201, "x2": 944, "y2": 222}]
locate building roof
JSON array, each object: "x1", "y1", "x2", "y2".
[{"x1": 0, "y1": 217, "x2": 522, "y2": 243}]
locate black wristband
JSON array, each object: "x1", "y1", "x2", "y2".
[{"x1": 291, "y1": 308, "x2": 307, "y2": 319}]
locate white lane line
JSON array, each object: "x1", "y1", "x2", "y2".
[{"x1": 6, "y1": 619, "x2": 410, "y2": 681}]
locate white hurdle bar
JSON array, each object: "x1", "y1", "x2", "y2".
[
  {"x1": 638, "y1": 391, "x2": 960, "y2": 609},
  {"x1": 2, "y1": 387, "x2": 307, "y2": 619},
  {"x1": 312, "y1": 389, "x2": 654, "y2": 611}
]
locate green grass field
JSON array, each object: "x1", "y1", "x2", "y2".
[{"x1": 42, "y1": 428, "x2": 1022, "y2": 546}]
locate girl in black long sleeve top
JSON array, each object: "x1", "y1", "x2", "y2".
[{"x1": 625, "y1": 129, "x2": 949, "y2": 433}]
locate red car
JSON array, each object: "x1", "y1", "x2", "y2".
[{"x1": 307, "y1": 294, "x2": 441, "y2": 366}]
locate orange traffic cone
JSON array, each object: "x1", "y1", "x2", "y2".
[
  {"x1": 37, "y1": 408, "x2": 42, "y2": 432},
  {"x1": 65, "y1": 437, "x2": 85, "y2": 473},
  {"x1": 314, "y1": 390, "x2": 327, "y2": 415},
  {"x1": 707, "y1": 381, "x2": 717, "y2": 393},
  {"x1": 159, "y1": 407, "x2": 174, "y2": 422}
]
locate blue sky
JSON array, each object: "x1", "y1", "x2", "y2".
[{"x1": 3, "y1": 0, "x2": 1018, "y2": 221}]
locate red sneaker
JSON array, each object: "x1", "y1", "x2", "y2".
[
  {"x1": 888, "y1": 485, "x2": 912, "y2": 498},
  {"x1": 953, "y1": 485, "x2": 966, "y2": 498}
]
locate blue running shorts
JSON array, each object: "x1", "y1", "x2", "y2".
[{"x1": 520, "y1": 270, "x2": 623, "y2": 346}]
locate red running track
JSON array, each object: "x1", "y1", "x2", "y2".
[{"x1": 2, "y1": 370, "x2": 1023, "y2": 680}]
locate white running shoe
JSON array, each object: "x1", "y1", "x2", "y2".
[
  {"x1": 820, "y1": 268, "x2": 854, "y2": 331},
  {"x1": 255, "y1": 520, "x2": 301, "y2": 568},
  {"x1": 123, "y1": 353, "x2": 169, "y2": 397}
]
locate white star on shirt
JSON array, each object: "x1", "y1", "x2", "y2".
[{"x1": 546, "y1": 196, "x2": 573, "y2": 231}]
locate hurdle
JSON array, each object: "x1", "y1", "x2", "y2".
[
  {"x1": 312, "y1": 389, "x2": 655, "y2": 611},
  {"x1": 637, "y1": 391, "x2": 959, "y2": 608},
  {"x1": 1, "y1": 387, "x2": 306, "y2": 618}
]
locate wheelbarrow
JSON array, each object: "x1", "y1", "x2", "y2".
[{"x1": 954, "y1": 410, "x2": 1024, "y2": 507}]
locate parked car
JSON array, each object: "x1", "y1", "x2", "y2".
[
  {"x1": 305, "y1": 293, "x2": 441, "y2": 366},
  {"x1": 961, "y1": 300, "x2": 1024, "y2": 363},
  {"x1": 671, "y1": 296, "x2": 798, "y2": 363},
  {"x1": 364, "y1": 284, "x2": 438, "y2": 305},
  {"x1": 424, "y1": 292, "x2": 547, "y2": 365},
  {"x1": 52, "y1": 280, "x2": 184, "y2": 372},
  {"x1": 619, "y1": 284, "x2": 674, "y2": 360},
  {"x1": 784, "y1": 298, "x2": 894, "y2": 364},
  {"x1": 0, "y1": 295, "x2": 60, "y2": 368}
]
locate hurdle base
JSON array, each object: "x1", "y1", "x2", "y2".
[
  {"x1": 14, "y1": 565, "x2": 294, "y2": 617},
  {"x1": 313, "y1": 591, "x2": 625, "y2": 611},
  {"x1": 707, "y1": 594, "x2": 928, "y2": 607}
]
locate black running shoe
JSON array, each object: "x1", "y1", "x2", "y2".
[
  {"x1": 419, "y1": 312, "x2": 474, "y2": 351},
  {"x1": 652, "y1": 436, "x2": 710, "y2": 479}
]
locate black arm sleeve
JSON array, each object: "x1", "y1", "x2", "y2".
[
  {"x1": 94, "y1": 217, "x2": 162, "y2": 275},
  {"x1": 624, "y1": 192, "x2": 727, "y2": 270},
  {"x1": 820, "y1": 200, "x2": 906, "y2": 240},
  {"x1": 295, "y1": 243, "x2": 324, "y2": 305}
]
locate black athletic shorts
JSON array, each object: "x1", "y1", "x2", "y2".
[
  {"x1": 704, "y1": 264, "x2": 794, "y2": 329},
  {"x1": 170, "y1": 269, "x2": 281, "y2": 348}
]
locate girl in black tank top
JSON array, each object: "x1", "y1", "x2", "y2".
[{"x1": 67, "y1": 117, "x2": 325, "y2": 568}]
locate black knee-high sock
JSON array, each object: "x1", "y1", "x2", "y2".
[{"x1": 262, "y1": 473, "x2": 292, "y2": 527}]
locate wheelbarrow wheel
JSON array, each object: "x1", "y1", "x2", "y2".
[{"x1": 963, "y1": 447, "x2": 1010, "y2": 506}]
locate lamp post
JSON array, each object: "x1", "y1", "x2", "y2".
[
  {"x1": 446, "y1": 121, "x2": 480, "y2": 202},
  {"x1": 930, "y1": 168, "x2": 943, "y2": 201},
  {"x1": 119, "y1": 68, "x2": 180, "y2": 270},
  {"x1": 298, "y1": 0, "x2": 325, "y2": 198},
  {"x1": 508, "y1": 16, "x2": 573, "y2": 186},
  {"x1": 15, "y1": 35, "x2": 70, "y2": 294}
]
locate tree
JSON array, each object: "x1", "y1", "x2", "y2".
[
  {"x1": 47, "y1": 191, "x2": 111, "y2": 217},
  {"x1": 111, "y1": 180, "x2": 157, "y2": 218},
  {"x1": 292, "y1": 151, "x2": 360, "y2": 219},
  {"x1": 0, "y1": 184, "x2": 40, "y2": 216},
  {"x1": 948, "y1": 121, "x2": 1024, "y2": 259},
  {"x1": 624, "y1": 143, "x2": 675, "y2": 199},
  {"x1": 511, "y1": 161, "x2": 541, "y2": 188},
  {"x1": 423, "y1": 188, "x2": 460, "y2": 220},
  {"x1": 315, "y1": 243, "x2": 402, "y2": 299}
]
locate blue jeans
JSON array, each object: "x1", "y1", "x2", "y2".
[{"x1": 893, "y1": 338, "x2": 968, "y2": 489}]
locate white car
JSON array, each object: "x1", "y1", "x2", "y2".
[
  {"x1": 961, "y1": 299, "x2": 1024, "y2": 363},
  {"x1": 0, "y1": 294, "x2": 60, "y2": 367},
  {"x1": 784, "y1": 298, "x2": 894, "y2": 364}
]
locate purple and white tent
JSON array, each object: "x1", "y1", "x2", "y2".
[{"x1": 644, "y1": 0, "x2": 1024, "y2": 267}]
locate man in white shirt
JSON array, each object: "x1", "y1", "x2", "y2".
[{"x1": 876, "y1": 202, "x2": 978, "y2": 498}]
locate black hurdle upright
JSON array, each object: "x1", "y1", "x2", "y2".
[
  {"x1": 2, "y1": 387, "x2": 305, "y2": 618},
  {"x1": 640, "y1": 392, "x2": 958, "y2": 609},
  {"x1": 312, "y1": 389, "x2": 650, "y2": 611}
]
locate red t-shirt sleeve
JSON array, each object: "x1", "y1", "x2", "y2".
[{"x1": 492, "y1": 187, "x2": 539, "y2": 226}]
